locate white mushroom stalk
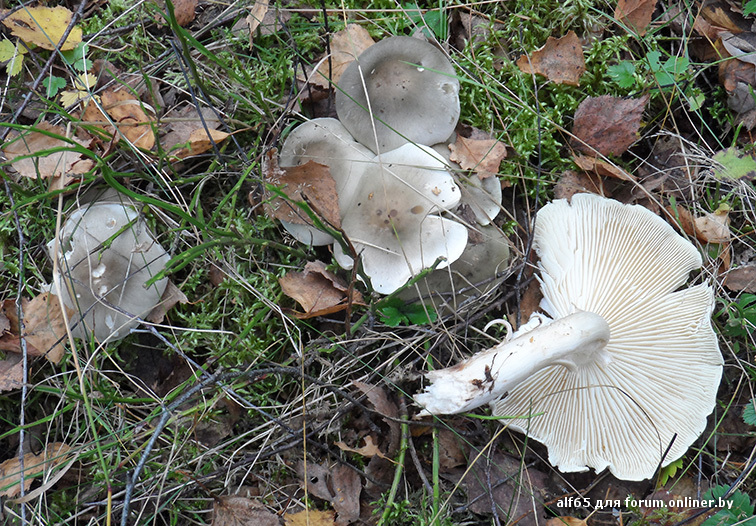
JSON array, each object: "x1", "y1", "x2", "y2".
[{"x1": 414, "y1": 194, "x2": 723, "y2": 480}]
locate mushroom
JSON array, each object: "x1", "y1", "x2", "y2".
[
  {"x1": 336, "y1": 36, "x2": 460, "y2": 153},
  {"x1": 277, "y1": 118, "x2": 374, "y2": 246},
  {"x1": 48, "y1": 200, "x2": 170, "y2": 342},
  {"x1": 333, "y1": 143, "x2": 468, "y2": 294},
  {"x1": 400, "y1": 224, "x2": 512, "y2": 311},
  {"x1": 414, "y1": 193, "x2": 723, "y2": 480}
]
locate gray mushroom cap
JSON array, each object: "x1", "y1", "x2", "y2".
[
  {"x1": 336, "y1": 36, "x2": 460, "y2": 153},
  {"x1": 48, "y1": 202, "x2": 170, "y2": 342}
]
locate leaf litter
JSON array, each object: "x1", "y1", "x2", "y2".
[
  {"x1": 279, "y1": 260, "x2": 364, "y2": 319},
  {"x1": 516, "y1": 31, "x2": 586, "y2": 86}
]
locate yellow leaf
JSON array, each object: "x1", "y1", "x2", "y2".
[
  {"x1": 0, "y1": 38, "x2": 17, "y2": 61},
  {"x1": 1, "y1": 6, "x2": 83, "y2": 51},
  {"x1": 0, "y1": 442, "x2": 72, "y2": 498},
  {"x1": 284, "y1": 509, "x2": 335, "y2": 526}
]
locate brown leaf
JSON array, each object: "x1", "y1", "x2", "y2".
[
  {"x1": 719, "y1": 55, "x2": 756, "y2": 93},
  {"x1": 279, "y1": 261, "x2": 363, "y2": 319},
  {"x1": 0, "y1": 442, "x2": 71, "y2": 498},
  {"x1": 0, "y1": 293, "x2": 71, "y2": 364},
  {"x1": 212, "y1": 496, "x2": 281, "y2": 526},
  {"x1": 573, "y1": 154, "x2": 636, "y2": 181},
  {"x1": 264, "y1": 150, "x2": 341, "y2": 228},
  {"x1": 297, "y1": 461, "x2": 334, "y2": 501},
  {"x1": 437, "y1": 429, "x2": 466, "y2": 469},
  {"x1": 82, "y1": 87, "x2": 155, "y2": 150},
  {"x1": 571, "y1": 94, "x2": 649, "y2": 156},
  {"x1": 615, "y1": 0, "x2": 658, "y2": 36},
  {"x1": 0, "y1": 353, "x2": 23, "y2": 392},
  {"x1": 554, "y1": 170, "x2": 606, "y2": 200},
  {"x1": 2, "y1": 122, "x2": 93, "y2": 183},
  {"x1": 516, "y1": 31, "x2": 586, "y2": 86},
  {"x1": 173, "y1": 0, "x2": 197, "y2": 27},
  {"x1": 284, "y1": 510, "x2": 335, "y2": 526},
  {"x1": 145, "y1": 281, "x2": 188, "y2": 324},
  {"x1": 353, "y1": 382, "x2": 399, "y2": 452},
  {"x1": 724, "y1": 265, "x2": 756, "y2": 292},
  {"x1": 449, "y1": 135, "x2": 508, "y2": 179},
  {"x1": 0, "y1": 310, "x2": 9, "y2": 334},
  {"x1": 298, "y1": 24, "x2": 375, "y2": 89},
  {"x1": 161, "y1": 104, "x2": 226, "y2": 158},
  {"x1": 695, "y1": 209, "x2": 731, "y2": 244},
  {"x1": 330, "y1": 465, "x2": 361, "y2": 526},
  {"x1": 246, "y1": 1, "x2": 270, "y2": 38},
  {"x1": 546, "y1": 518, "x2": 587, "y2": 526},
  {"x1": 335, "y1": 435, "x2": 387, "y2": 459}
]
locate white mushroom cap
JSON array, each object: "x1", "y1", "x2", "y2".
[
  {"x1": 278, "y1": 119, "x2": 373, "y2": 246},
  {"x1": 333, "y1": 143, "x2": 467, "y2": 294},
  {"x1": 492, "y1": 194, "x2": 722, "y2": 480},
  {"x1": 48, "y1": 202, "x2": 170, "y2": 342},
  {"x1": 336, "y1": 36, "x2": 460, "y2": 153},
  {"x1": 414, "y1": 194, "x2": 722, "y2": 481}
]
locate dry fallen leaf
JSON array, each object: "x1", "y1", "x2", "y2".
[
  {"x1": 554, "y1": 170, "x2": 607, "y2": 200},
  {"x1": 145, "y1": 281, "x2": 188, "y2": 324},
  {"x1": 573, "y1": 154, "x2": 636, "y2": 182},
  {"x1": 0, "y1": 293, "x2": 72, "y2": 364},
  {"x1": 279, "y1": 261, "x2": 363, "y2": 319},
  {"x1": 284, "y1": 509, "x2": 336, "y2": 526},
  {"x1": 516, "y1": 31, "x2": 586, "y2": 86},
  {"x1": 0, "y1": 442, "x2": 72, "y2": 498},
  {"x1": 724, "y1": 265, "x2": 756, "y2": 293},
  {"x1": 297, "y1": 24, "x2": 375, "y2": 89},
  {"x1": 615, "y1": 0, "x2": 658, "y2": 36},
  {"x1": 694, "y1": 208, "x2": 731, "y2": 244},
  {"x1": 246, "y1": 0, "x2": 270, "y2": 39},
  {"x1": 2, "y1": 122, "x2": 93, "y2": 184},
  {"x1": 545, "y1": 518, "x2": 588, "y2": 526},
  {"x1": 330, "y1": 465, "x2": 361, "y2": 526},
  {"x1": 449, "y1": 135, "x2": 508, "y2": 179},
  {"x1": 335, "y1": 435, "x2": 387, "y2": 459},
  {"x1": 172, "y1": 0, "x2": 197, "y2": 27},
  {"x1": 0, "y1": 353, "x2": 23, "y2": 392},
  {"x1": 571, "y1": 94, "x2": 649, "y2": 156},
  {"x1": 82, "y1": 86, "x2": 155, "y2": 150},
  {"x1": 211, "y1": 495, "x2": 281, "y2": 526},
  {"x1": 264, "y1": 151, "x2": 341, "y2": 228},
  {"x1": 1, "y1": 6, "x2": 82, "y2": 51}
]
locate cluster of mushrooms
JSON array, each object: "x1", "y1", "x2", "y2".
[
  {"x1": 42, "y1": 34, "x2": 725, "y2": 484},
  {"x1": 277, "y1": 35, "x2": 506, "y2": 294}
]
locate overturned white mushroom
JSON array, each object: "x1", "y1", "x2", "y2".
[
  {"x1": 334, "y1": 143, "x2": 467, "y2": 294},
  {"x1": 48, "y1": 201, "x2": 170, "y2": 342},
  {"x1": 278, "y1": 118, "x2": 375, "y2": 245},
  {"x1": 415, "y1": 194, "x2": 722, "y2": 480},
  {"x1": 336, "y1": 36, "x2": 460, "y2": 153}
]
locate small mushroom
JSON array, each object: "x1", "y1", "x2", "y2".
[
  {"x1": 336, "y1": 36, "x2": 460, "y2": 153},
  {"x1": 278, "y1": 118, "x2": 374, "y2": 246},
  {"x1": 414, "y1": 194, "x2": 723, "y2": 480},
  {"x1": 333, "y1": 143, "x2": 467, "y2": 294},
  {"x1": 48, "y1": 201, "x2": 170, "y2": 342},
  {"x1": 400, "y1": 224, "x2": 512, "y2": 311}
]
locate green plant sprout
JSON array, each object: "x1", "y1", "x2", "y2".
[{"x1": 377, "y1": 297, "x2": 438, "y2": 327}]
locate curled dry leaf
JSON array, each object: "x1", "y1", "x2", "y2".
[
  {"x1": 449, "y1": 134, "x2": 508, "y2": 179},
  {"x1": 212, "y1": 496, "x2": 281, "y2": 526},
  {"x1": 335, "y1": 435, "x2": 387, "y2": 460},
  {"x1": 246, "y1": 0, "x2": 270, "y2": 37},
  {"x1": 1, "y1": 6, "x2": 82, "y2": 51},
  {"x1": 161, "y1": 104, "x2": 228, "y2": 159},
  {"x1": 0, "y1": 442, "x2": 72, "y2": 498},
  {"x1": 284, "y1": 509, "x2": 336, "y2": 526},
  {"x1": 0, "y1": 293, "x2": 72, "y2": 364},
  {"x1": 279, "y1": 261, "x2": 363, "y2": 319},
  {"x1": 614, "y1": 0, "x2": 658, "y2": 36},
  {"x1": 82, "y1": 87, "x2": 155, "y2": 150},
  {"x1": 263, "y1": 150, "x2": 341, "y2": 228},
  {"x1": 573, "y1": 154, "x2": 636, "y2": 182},
  {"x1": 516, "y1": 31, "x2": 586, "y2": 86},
  {"x1": 2, "y1": 122, "x2": 93, "y2": 186},
  {"x1": 297, "y1": 24, "x2": 375, "y2": 89},
  {"x1": 554, "y1": 170, "x2": 607, "y2": 200},
  {"x1": 694, "y1": 208, "x2": 731, "y2": 244},
  {"x1": 571, "y1": 94, "x2": 649, "y2": 156},
  {"x1": 145, "y1": 281, "x2": 188, "y2": 324}
]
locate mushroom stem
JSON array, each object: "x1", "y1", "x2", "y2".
[{"x1": 414, "y1": 311, "x2": 611, "y2": 415}]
